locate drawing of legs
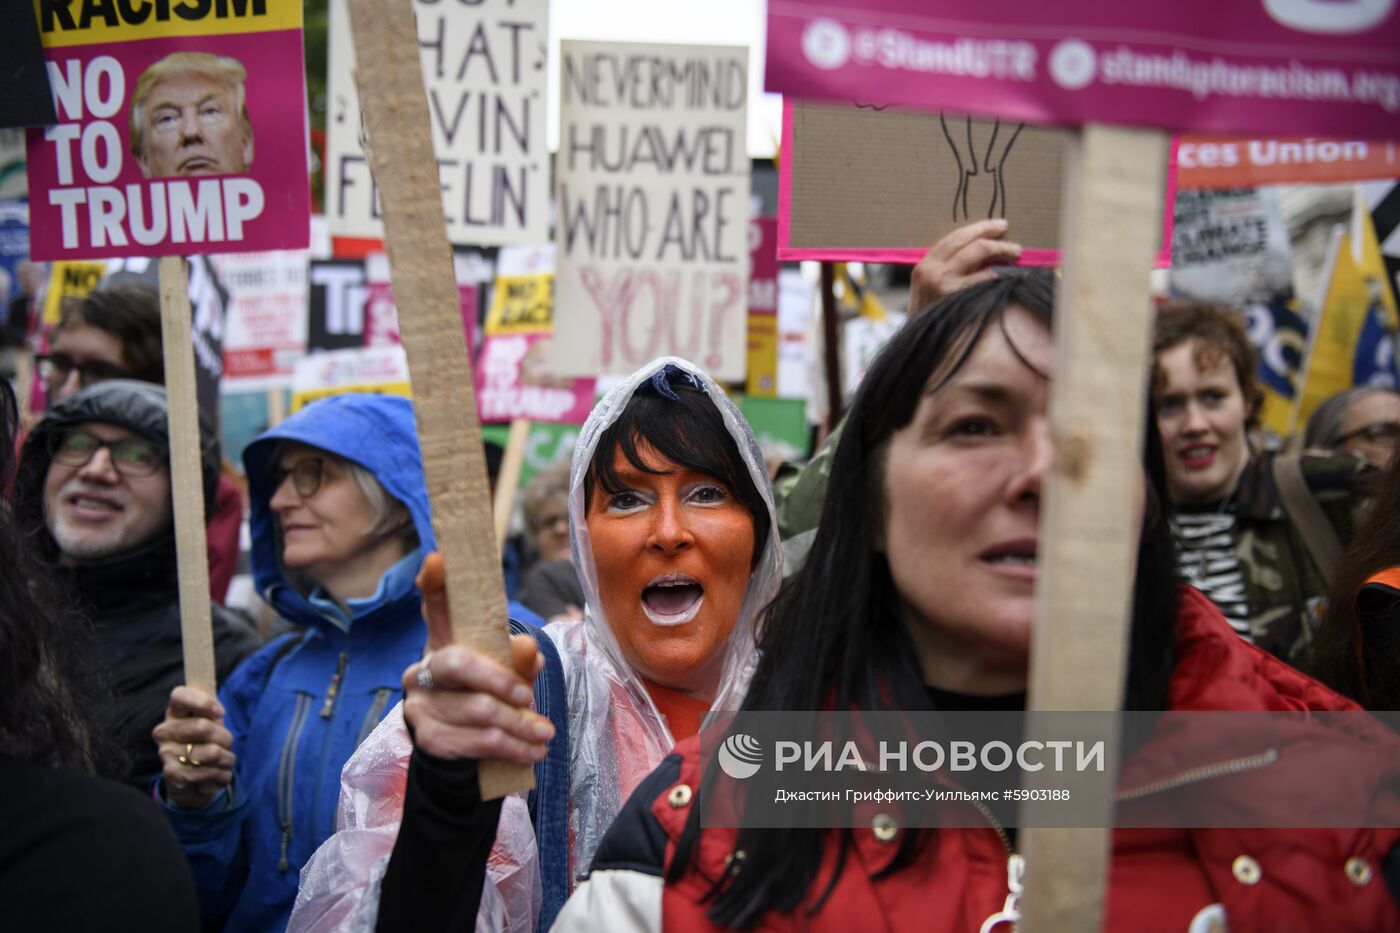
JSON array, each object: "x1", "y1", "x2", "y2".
[{"x1": 940, "y1": 114, "x2": 1025, "y2": 222}]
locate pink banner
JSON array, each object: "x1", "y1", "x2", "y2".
[
  {"x1": 766, "y1": 1, "x2": 1400, "y2": 137},
  {"x1": 474, "y1": 333, "x2": 597, "y2": 424},
  {"x1": 27, "y1": 24, "x2": 309, "y2": 260},
  {"x1": 750, "y1": 216, "x2": 779, "y2": 315},
  {"x1": 364, "y1": 280, "x2": 478, "y2": 353}
]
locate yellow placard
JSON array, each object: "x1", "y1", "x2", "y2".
[
  {"x1": 289, "y1": 381, "x2": 413, "y2": 413},
  {"x1": 34, "y1": 0, "x2": 302, "y2": 48},
  {"x1": 42, "y1": 261, "x2": 107, "y2": 325},
  {"x1": 746, "y1": 314, "x2": 778, "y2": 398},
  {"x1": 485, "y1": 274, "x2": 554, "y2": 336}
]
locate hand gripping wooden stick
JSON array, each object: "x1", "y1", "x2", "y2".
[
  {"x1": 158, "y1": 256, "x2": 216, "y2": 694},
  {"x1": 1017, "y1": 124, "x2": 1169, "y2": 933},
  {"x1": 344, "y1": 0, "x2": 533, "y2": 800}
]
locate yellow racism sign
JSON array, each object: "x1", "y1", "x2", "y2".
[{"x1": 33, "y1": 0, "x2": 300, "y2": 47}]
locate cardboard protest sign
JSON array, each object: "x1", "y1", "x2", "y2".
[
  {"x1": 1177, "y1": 136, "x2": 1400, "y2": 189},
  {"x1": 325, "y1": 0, "x2": 549, "y2": 246},
  {"x1": 27, "y1": 0, "x2": 309, "y2": 260},
  {"x1": 290, "y1": 344, "x2": 412, "y2": 411},
  {"x1": 746, "y1": 216, "x2": 779, "y2": 397},
  {"x1": 1167, "y1": 187, "x2": 1305, "y2": 439},
  {"x1": 476, "y1": 333, "x2": 596, "y2": 424},
  {"x1": 775, "y1": 267, "x2": 813, "y2": 401},
  {"x1": 214, "y1": 248, "x2": 309, "y2": 390},
  {"x1": 307, "y1": 259, "x2": 367, "y2": 353},
  {"x1": 766, "y1": 1, "x2": 1400, "y2": 138},
  {"x1": 1169, "y1": 188, "x2": 1295, "y2": 309},
  {"x1": 476, "y1": 244, "x2": 596, "y2": 423},
  {"x1": 41, "y1": 260, "x2": 105, "y2": 325},
  {"x1": 736, "y1": 393, "x2": 809, "y2": 462},
  {"x1": 307, "y1": 255, "x2": 479, "y2": 356},
  {"x1": 362, "y1": 253, "x2": 479, "y2": 351},
  {"x1": 779, "y1": 100, "x2": 1174, "y2": 265},
  {"x1": 554, "y1": 40, "x2": 750, "y2": 381}
]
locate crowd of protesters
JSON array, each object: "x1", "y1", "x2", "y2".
[{"x1": 2, "y1": 222, "x2": 1399, "y2": 932}]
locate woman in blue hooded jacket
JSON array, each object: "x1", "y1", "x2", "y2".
[{"x1": 149, "y1": 394, "x2": 543, "y2": 932}]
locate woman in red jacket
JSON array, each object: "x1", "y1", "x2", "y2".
[{"x1": 556, "y1": 270, "x2": 1400, "y2": 932}]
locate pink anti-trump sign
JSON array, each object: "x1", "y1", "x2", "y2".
[
  {"x1": 766, "y1": 1, "x2": 1400, "y2": 137},
  {"x1": 475, "y1": 333, "x2": 597, "y2": 424},
  {"x1": 26, "y1": 1, "x2": 309, "y2": 261}
]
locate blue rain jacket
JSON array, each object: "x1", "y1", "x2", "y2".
[{"x1": 161, "y1": 394, "x2": 543, "y2": 932}]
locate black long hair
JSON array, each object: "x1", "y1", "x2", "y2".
[
  {"x1": 668, "y1": 270, "x2": 1179, "y2": 928},
  {"x1": 0, "y1": 377, "x2": 122, "y2": 776}
]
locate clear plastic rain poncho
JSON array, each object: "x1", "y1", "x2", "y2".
[{"x1": 289, "y1": 357, "x2": 783, "y2": 932}]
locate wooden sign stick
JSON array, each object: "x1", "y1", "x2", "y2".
[
  {"x1": 1018, "y1": 124, "x2": 1169, "y2": 932},
  {"x1": 158, "y1": 255, "x2": 216, "y2": 693},
  {"x1": 494, "y1": 418, "x2": 531, "y2": 554},
  {"x1": 345, "y1": 0, "x2": 532, "y2": 799}
]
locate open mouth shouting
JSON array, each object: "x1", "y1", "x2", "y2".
[{"x1": 641, "y1": 573, "x2": 705, "y2": 626}]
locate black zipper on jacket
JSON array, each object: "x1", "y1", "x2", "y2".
[
  {"x1": 355, "y1": 688, "x2": 394, "y2": 748},
  {"x1": 320, "y1": 652, "x2": 348, "y2": 718},
  {"x1": 277, "y1": 693, "x2": 314, "y2": 872}
]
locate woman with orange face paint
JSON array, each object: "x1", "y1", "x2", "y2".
[{"x1": 289, "y1": 358, "x2": 782, "y2": 933}]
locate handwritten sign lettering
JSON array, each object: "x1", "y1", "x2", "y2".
[
  {"x1": 326, "y1": 0, "x2": 548, "y2": 245},
  {"x1": 554, "y1": 41, "x2": 749, "y2": 381}
]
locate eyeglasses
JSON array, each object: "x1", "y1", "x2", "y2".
[
  {"x1": 271, "y1": 458, "x2": 325, "y2": 498},
  {"x1": 1336, "y1": 421, "x2": 1400, "y2": 447},
  {"x1": 35, "y1": 353, "x2": 130, "y2": 389},
  {"x1": 50, "y1": 429, "x2": 165, "y2": 477},
  {"x1": 530, "y1": 512, "x2": 569, "y2": 533}
]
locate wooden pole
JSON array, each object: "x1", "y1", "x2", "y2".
[
  {"x1": 1017, "y1": 124, "x2": 1170, "y2": 933},
  {"x1": 266, "y1": 385, "x2": 286, "y2": 429},
  {"x1": 494, "y1": 418, "x2": 531, "y2": 554},
  {"x1": 158, "y1": 256, "x2": 216, "y2": 693},
  {"x1": 345, "y1": 0, "x2": 532, "y2": 799},
  {"x1": 819, "y1": 262, "x2": 843, "y2": 427},
  {"x1": 11, "y1": 349, "x2": 33, "y2": 419}
]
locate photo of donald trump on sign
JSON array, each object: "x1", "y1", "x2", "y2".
[{"x1": 129, "y1": 51, "x2": 254, "y2": 178}]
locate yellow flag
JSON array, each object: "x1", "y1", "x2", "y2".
[
  {"x1": 1292, "y1": 219, "x2": 1400, "y2": 433},
  {"x1": 1354, "y1": 192, "x2": 1399, "y2": 329}
]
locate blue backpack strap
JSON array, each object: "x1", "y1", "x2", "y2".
[{"x1": 508, "y1": 618, "x2": 570, "y2": 932}]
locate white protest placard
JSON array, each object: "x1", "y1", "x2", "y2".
[
  {"x1": 214, "y1": 249, "x2": 310, "y2": 391},
  {"x1": 325, "y1": 0, "x2": 548, "y2": 246},
  {"x1": 290, "y1": 344, "x2": 411, "y2": 411},
  {"x1": 554, "y1": 41, "x2": 749, "y2": 381}
]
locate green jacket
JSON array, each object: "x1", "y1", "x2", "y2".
[{"x1": 1173, "y1": 451, "x2": 1367, "y2": 663}]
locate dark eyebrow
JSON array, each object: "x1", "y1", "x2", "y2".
[{"x1": 927, "y1": 381, "x2": 1016, "y2": 404}]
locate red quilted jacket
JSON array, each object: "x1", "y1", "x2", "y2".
[{"x1": 644, "y1": 588, "x2": 1400, "y2": 933}]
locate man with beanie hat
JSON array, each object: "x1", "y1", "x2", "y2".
[{"x1": 12, "y1": 380, "x2": 259, "y2": 789}]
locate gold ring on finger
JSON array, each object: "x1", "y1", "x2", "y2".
[{"x1": 185, "y1": 742, "x2": 203, "y2": 768}]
